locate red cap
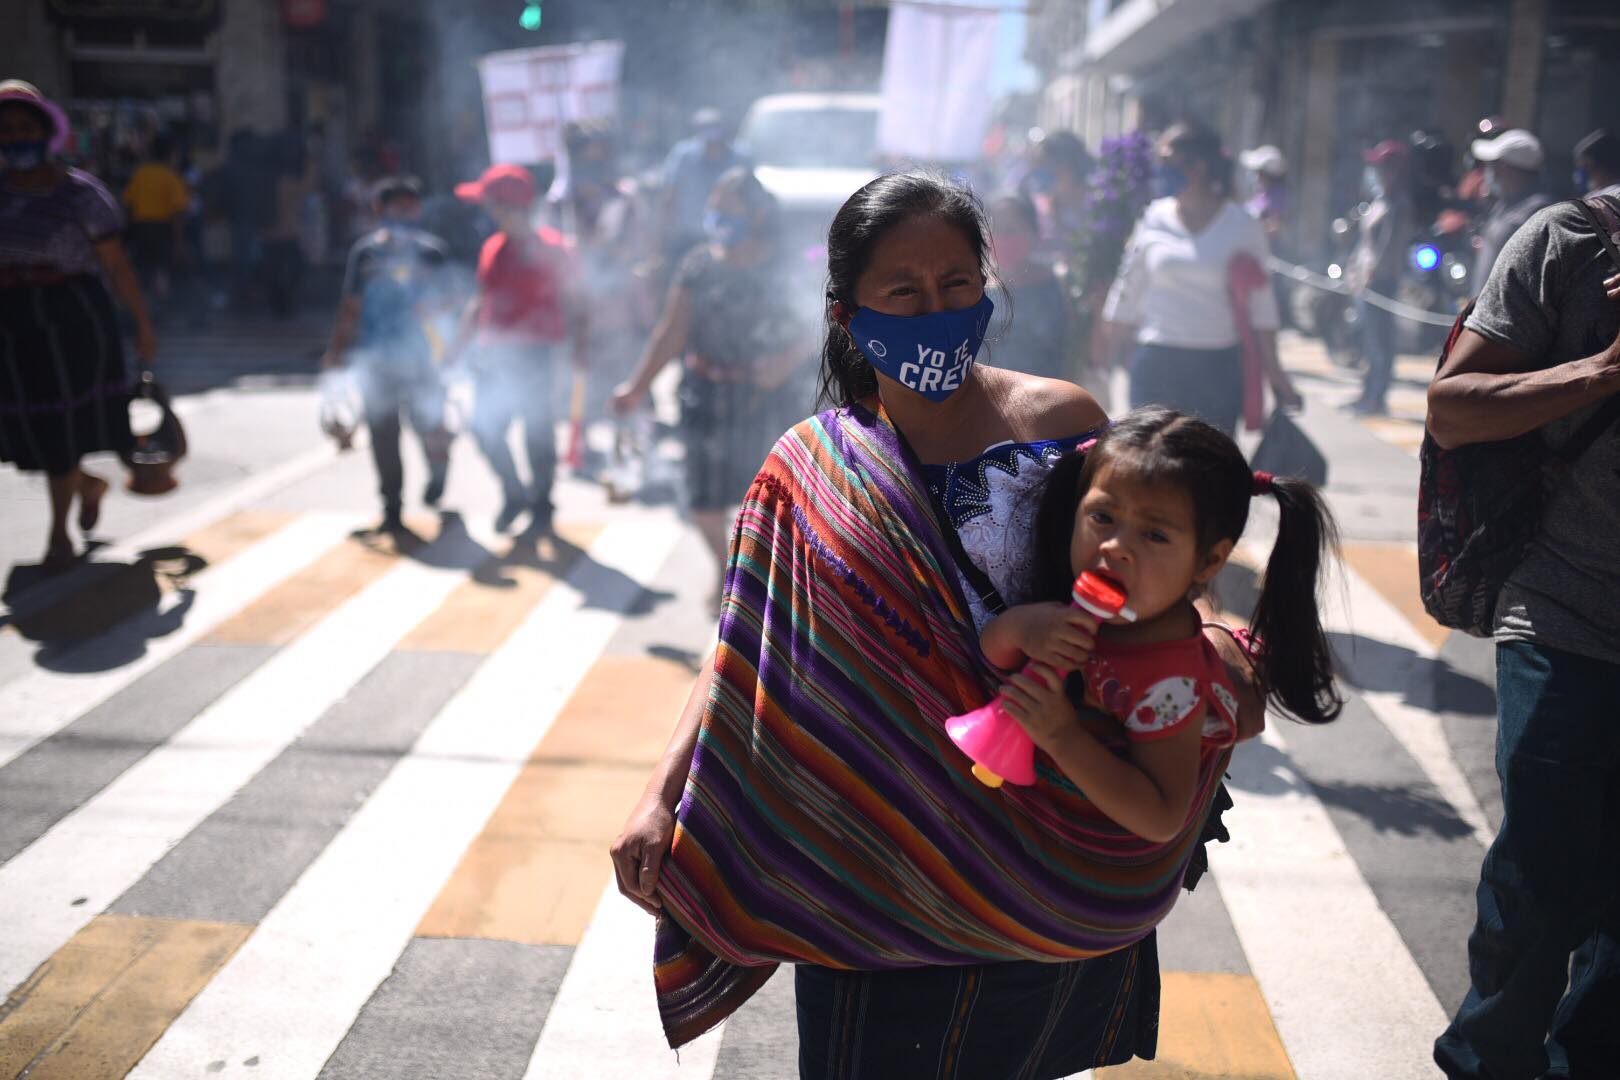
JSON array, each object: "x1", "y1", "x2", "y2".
[
  {"x1": 454, "y1": 164, "x2": 536, "y2": 209},
  {"x1": 1363, "y1": 139, "x2": 1411, "y2": 165}
]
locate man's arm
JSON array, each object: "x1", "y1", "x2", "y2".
[{"x1": 1428, "y1": 283, "x2": 1620, "y2": 449}]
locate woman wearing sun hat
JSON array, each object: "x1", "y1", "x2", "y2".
[{"x1": 0, "y1": 79, "x2": 158, "y2": 570}]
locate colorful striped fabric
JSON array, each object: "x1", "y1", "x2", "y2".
[{"x1": 652, "y1": 404, "x2": 1233, "y2": 1048}]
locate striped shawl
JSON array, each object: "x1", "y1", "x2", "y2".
[{"x1": 653, "y1": 404, "x2": 1231, "y2": 1047}]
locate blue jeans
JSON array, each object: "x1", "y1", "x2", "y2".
[
  {"x1": 1435, "y1": 641, "x2": 1620, "y2": 1080},
  {"x1": 1357, "y1": 292, "x2": 1397, "y2": 409}
]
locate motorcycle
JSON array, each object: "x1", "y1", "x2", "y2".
[{"x1": 1291, "y1": 204, "x2": 1367, "y2": 369}]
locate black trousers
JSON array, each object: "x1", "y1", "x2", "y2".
[{"x1": 359, "y1": 362, "x2": 446, "y2": 516}]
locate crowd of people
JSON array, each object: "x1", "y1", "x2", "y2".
[{"x1": 5, "y1": 65, "x2": 1619, "y2": 1078}]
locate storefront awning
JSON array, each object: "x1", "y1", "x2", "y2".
[{"x1": 1081, "y1": 0, "x2": 1279, "y2": 74}]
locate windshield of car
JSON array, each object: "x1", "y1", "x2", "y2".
[{"x1": 740, "y1": 106, "x2": 879, "y2": 169}]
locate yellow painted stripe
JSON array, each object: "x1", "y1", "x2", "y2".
[
  {"x1": 1341, "y1": 542, "x2": 1449, "y2": 651},
  {"x1": 1358, "y1": 415, "x2": 1426, "y2": 454},
  {"x1": 0, "y1": 914, "x2": 250, "y2": 1080},
  {"x1": 1099, "y1": 971, "x2": 1296, "y2": 1078},
  {"x1": 2, "y1": 510, "x2": 293, "y2": 644},
  {"x1": 416, "y1": 653, "x2": 696, "y2": 946},
  {"x1": 202, "y1": 534, "x2": 398, "y2": 647},
  {"x1": 396, "y1": 522, "x2": 601, "y2": 655}
]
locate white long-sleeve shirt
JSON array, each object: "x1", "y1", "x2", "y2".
[{"x1": 1104, "y1": 197, "x2": 1280, "y2": 350}]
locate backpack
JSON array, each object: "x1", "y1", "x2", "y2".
[{"x1": 1417, "y1": 195, "x2": 1620, "y2": 636}]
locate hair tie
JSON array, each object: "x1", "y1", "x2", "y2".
[{"x1": 1251, "y1": 471, "x2": 1275, "y2": 496}]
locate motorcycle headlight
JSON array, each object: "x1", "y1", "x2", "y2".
[
  {"x1": 1449, "y1": 262, "x2": 1467, "y2": 281},
  {"x1": 1412, "y1": 244, "x2": 1441, "y2": 272}
]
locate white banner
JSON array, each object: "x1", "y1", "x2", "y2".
[
  {"x1": 476, "y1": 40, "x2": 624, "y2": 165},
  {"x1": 877, "y1": 2, "x2": 1000, "y2": 161}
]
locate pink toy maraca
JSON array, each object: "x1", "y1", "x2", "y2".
[{"x1": 946, "y1": 570, "x2": 1137, "y2": 787}]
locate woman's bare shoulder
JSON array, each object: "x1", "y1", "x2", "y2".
[{"x1": 990, "y1": 367, "x2": 1108, "y2": 441}]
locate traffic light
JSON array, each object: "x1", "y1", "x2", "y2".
[{"x1": 520, "y1": 2, "x2": 541, "y2": 30}]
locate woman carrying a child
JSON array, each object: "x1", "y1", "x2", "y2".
[{"x1": 610, "y1": 172, "x2": 1341, "y2": 1079}]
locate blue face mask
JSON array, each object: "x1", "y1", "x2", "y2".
[
  {"x1": 1024, "y1": 166, "x2": 1055, "y2": 195},
  {"x1": 1151, "y1": 162, "x2": 1187, "y2": 199},
  {"x1": 703, "y1": 209, "x2": 750, "y2": 246},
  {"x1": 848, "y1": 295, "x2": 993, "y2": 403},
  {"x1": 1363, "y1": 166, "x2": 1385, "y2": 200},
  {"x1": 1, "y1": 140, "x2": 48, "y2": 172},
  {"x1": 1574, "y1": 167, "x2": 1590, "y2": 193}
]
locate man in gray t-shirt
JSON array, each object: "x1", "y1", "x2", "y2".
[{"x1": 1428, "y1": 196, "x2": 1620, "y2": 1080}]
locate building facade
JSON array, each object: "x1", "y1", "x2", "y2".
[{"x1": 1031, "y1": 0, "x2": 1620, "y2": 259}]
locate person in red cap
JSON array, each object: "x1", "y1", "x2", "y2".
[
  {"x1": 1345, "y1": 139, "x2": 1414, "y2": 416},
  {"x1": 448, "y1": 163, "x2": 587, "y2": 536},
  {"x1": 0, "y1": 79, "x2": 159, "y2": 570}
]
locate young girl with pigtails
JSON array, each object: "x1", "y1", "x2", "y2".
[{"x1": 982, "y1": 404, "x2": 1343, "y2": 844}]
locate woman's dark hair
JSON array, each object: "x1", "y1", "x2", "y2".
[
  {"x1": 1032, "y1": 406, "x2": 1343, "y2": 724},
  {"x1": 817, "y1": 171, "x2": 994, "y2": 409},
  {"x1": 1038, "y1": 129, "x2": 1093, "y2": 183},
  {"x1": 709, "y1": 165, "x2": 780, "y2": 242},
  {"x1": 1161, "y1": 122, "x2": 1234, "y2": 199},
  {"x1": 989, "y1": 189, "x2": 1039, "y2": 234}
]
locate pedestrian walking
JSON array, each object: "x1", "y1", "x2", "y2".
[
  {"x1": 986, "y1": 190, "x2": 1079, "y2": 384},
  {"x1": 1427, "y1": 191, "x2": 1620, "y2": 1080},
  {"x1": 1021, "y1": 127, "x2": 1091, "y2": 262},
  {"x1": 449, "y1": 164, "x2": 587, "y2": 537},
  {"x1": 121, "y1": 134, "x2": 188, "y2": 311},
  {"x1": 609, "y1": 166, "x2": 811, "y2": 606},
  {"x1": 1573, "y1": 128, "x2": 1620, "y2": 199},
  {"x1": 658, "y1": 108, "x2": 744, "y2": 272},
  {"x1": 1103, "y1": 123, "x2": 1300, "y2": 434},
  {"x1": 322, "y1": 176, "x2": 454, "y2": 534},
  {"x1": 0, "y1": 80, "x2": 157, "y2": 571},
  {"x1": 1470, "y1": 129, "x2": 1551, "y2": 289},
  {"x1": 1240, "y1": 144, "x2": 1294, "y2": 329},
  {"x1": 1345, "y1": 139, "x2": 1416, "y2": 416},
  {"x1": 610, "y1": 172, "x2": 1269, "y2": 1076}
]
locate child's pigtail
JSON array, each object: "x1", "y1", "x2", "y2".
[{"x1": 1251, "y1": 475, "x2": 1343, "y2": 724}]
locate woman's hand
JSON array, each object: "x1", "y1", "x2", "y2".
[
  {"x1": 609, "y1": 792, "x2": 676, "y2": 916},
  {"x1": 998, "y1": 662, "x2": 1081, "y2": 755},
  {"x1": 610, "y1": 379, "x2": 646, "y2": 416},
  {"x1": 986, "y1": 602, "x2": 1098, "y2": 672}
]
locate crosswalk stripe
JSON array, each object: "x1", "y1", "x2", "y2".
[
  {"x1": 0, "y1": 556, "x2": 465, "y2": 999},
  {"x1": 0, "y1": 915, "x2": 250, "y2": 1080},
  {"x1": 523, "y1": 884, "x2": 725, "y2": 1080},
  {"x1": 1214, "y1": 725, "x2": 1451, "y2": 1079},
  {"x1": 202, "y1": 532, "x2": 399, "y2": 646},
  {"x1": 125, "y1": 516, "x2": 683, "y2": 1080},
  {"x1": 417, "y1": 653, "x2": 696, "y2": 946},
  {"x1": 1100, "y1": 972, "x2": 1294, "y2": 1078},
  {"x1": 0, "y1": 513, "x2": 356, "y2": 772},
  {"x1": 1340, "y1": 542, "x2": 1448, "y2": 652},
  {"x1": 2, "y1": 441, "x2": 339, "y2": 620}
]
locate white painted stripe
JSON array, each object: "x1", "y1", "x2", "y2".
[
  {"x1": 1214, "y1": 724, "x2": 1450, "y2": 1080},
  {"x1": 0, "y1": 512, "x2": 358, "y2": 772},
  {"x1": 126, "y1": 516, "x2": 683, "y2": 1080},
  {"x1": 2, "y1": 438, "x2": 339, "y2": 619},
  {"x1": 524, "y1": 884, "x2": 723, "y2": 1080},
  {"x1": 0, "y1": 555, "x2": 464, "y2": 998},
  {"x1": 1236, "y1": 539, "x2": 1495, "y2": 851}
]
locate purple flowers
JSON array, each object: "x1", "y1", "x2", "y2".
[{"x1": 1072, "y1": 131, "x2": 1154, "y2": 296}]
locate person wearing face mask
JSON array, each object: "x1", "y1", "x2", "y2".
[
  {"x1": 986, "y1": 190, "x2": 1081, "y2": 387},
  {"x1": 611, "y1": 167, "x2": 811, "y2": 602},
  {"x1": 0, "y1": 79, "x2": 158, "y2": 571},
  {"x1": 609, "y1": 172, "x2": 1270, "y2": 1074},
  {"x1": 1345, "y1": 139, "x2": 1416, "y2": 416},
  {"x1": 1574, "y1": 129, "x2": 1620, "y2": 199},
  {"x1": 447, "y1": 163, "x2": 588, "y2": 538},
  {"x1": 1103, "y1": 123, "x2": 1300, "y2": 433},
  {"x1": 322, "y1": 176, "x2": 454, "y2": 533},
  {"x1": 658, "y1": 108, "x2": 745, "y2": 274},
  {"x1": 1471, "y1": 129, "x2": 1551, "y2": 290},
  {"x1": 1021, "y1": 128, "x2": 1092, "y2": 263}
]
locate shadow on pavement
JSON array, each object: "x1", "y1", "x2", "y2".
[{"x1": 0, "y1": 546, "x2": 207, "y2": 673}]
